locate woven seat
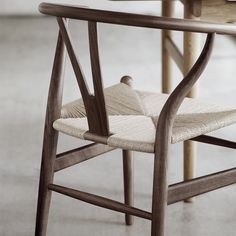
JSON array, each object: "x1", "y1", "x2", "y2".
[{"x1": 54, "y1": 82, "x2": 236, "y2": 153}]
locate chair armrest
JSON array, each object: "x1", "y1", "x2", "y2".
[
  {"x1": 39, "y1": 2, "x2": 236, "y2": 36},
  {"x1": 156, "y1": 33, "x2": 215, "y2": 140}
]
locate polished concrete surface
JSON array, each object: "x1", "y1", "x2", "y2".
[{"x1": 1, "y1": 16, "x2": 236, "y2": 236}]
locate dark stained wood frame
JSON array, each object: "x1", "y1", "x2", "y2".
[
  {"x1": 57, "y1": 17, "x2": 109, "y2": 137},
  {"x1": 35, "y1": 3, "x2": 236, "y2": 236},
  {"x1": 54, "y1": 143, "x2": 115, "y2": 172},
  {"x1": 39, "y1": 3, "x2": 236, "y2": 35},
  {"x1": 35, "y1": 31, "x2": 66, "y2": 236}
]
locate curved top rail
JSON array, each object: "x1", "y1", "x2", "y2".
[{"x1": 39, "y1": 2, "x2": 236, "y2": 36}]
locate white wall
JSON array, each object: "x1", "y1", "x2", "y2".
[{"x1": 0, "y1": 0, "x2": 163, "y2": 15}]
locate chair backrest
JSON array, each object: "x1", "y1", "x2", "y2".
[
  {"x1": 57, "y1": 18, "x2": 109, "y2": 137},
  {"x1": 39, "y1": 3, "x2": 236, "y2": 139}
]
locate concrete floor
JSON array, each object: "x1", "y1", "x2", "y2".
[{"x1": 1, "y1": 16, "x2": 236, "y2": 236}]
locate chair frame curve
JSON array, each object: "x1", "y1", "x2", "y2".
[{"x1": 151, "y1": 33, "x2": 214, "y2": 236}]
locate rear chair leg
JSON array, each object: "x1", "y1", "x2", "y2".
[
  {"x1": 121, "y1": 76, "x2": 134, "y2": 225},
  {"x1": 123, "y1": 150, "x2": 134, "y2": 225}
]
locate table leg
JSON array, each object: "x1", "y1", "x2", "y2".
[
  {"x1": 183, "y1": 0, "x2": 201, "y2": 203},
  {"x1": 161, "y1": 0, "x2": 175, "y2": 94}
]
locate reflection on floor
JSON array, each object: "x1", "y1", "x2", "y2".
[{"x1": 0, "y1": 17, "x2": 236, "y2": 236}]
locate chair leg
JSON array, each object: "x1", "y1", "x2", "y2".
[
  {"x1": 183, "y1": 0, "x2": 201, "y2": 203},
  {"x1": 151, "y1": 162, "x2": 168, "y2": 235},
  {"x1": 161, "y1": 0, "x2": 175, "y2": 94},
  {"x1": 123, "y1": 150, "x2": 134, "y2": 225},
  {"x1": 35, "y1": 131, "x2": 59, "y2": 236},
  {"x1": 151, "y1": 140, "x2": 169, "y2": 236},
  {"x1": 35, "y1": 31, "x2": 66, "y2": 236},
  {"x1": 151, "y1": 158, "x2": 168, "y2": 236}
]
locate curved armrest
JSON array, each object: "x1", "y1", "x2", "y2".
[
  {"x1": 39, "y1": 2, "x2": 236, "y2": 36},
  {"x1": 156, "y1": 33, "x2": 215, "y2": 144}
]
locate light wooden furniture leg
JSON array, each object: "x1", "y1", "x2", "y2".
[
  {"x1": 183, "y1": 0, "x2": 201, "y2": 203},
  {"x1": 123, "y1": 150, "x2": 134, "y2": 225},
  {"x1": 161, "y1": 0, "x2": 175, "y2": 94},
  {"x1": 35, "y1": 33, "x2": 66, "y2": 236}
]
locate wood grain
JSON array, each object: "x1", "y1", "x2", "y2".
[
  {"x1": 35, "y1": 32, "x2": 66, "y2": 236},
  {"x1": 168, "y1": 167, "x2": 236, "y2": 204},
  {"x1": 88, "y1": 21, "x2": 109, "y2": 136},
  {"x1": 39, "y1": 3, "x2": 236, "y2": 36},
  {"x1": 151, "y1": 33, "x2": 214, "y2": 236},
  {"x1": 191, "y1": 135, "x2": 236, "y2": 149},
  {"x1": 165, "y1": 35, "x2": 183, "y2": 74},
  {"x1": 54, "y1": 143, "x2": 115, "y2": 172},
  {"x1": 201, "y1": 0, "x2": 236, "y2": 23},
  {"x1": 123, "y1": 150, "x2": 134, "y2": 225},
  {"x1": 183, "y1": 0, "x2": 202, "y2": 203},
  {"x1": 49, "y1": 184, "x2": 152, "y2": 220},
  {"x1": 57, "y1": 17, "x2": 110, "y2": 136},
  {"x1": 161, "y1": 0, "x2": 175, "y2": 94}
]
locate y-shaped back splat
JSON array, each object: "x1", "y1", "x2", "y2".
[{"x1": 57, "y1": 17, "x2": 109, "y2": 137}]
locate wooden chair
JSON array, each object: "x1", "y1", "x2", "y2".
[{"x1": 36, "y1": 3, "x2": 236, "y2": 236}]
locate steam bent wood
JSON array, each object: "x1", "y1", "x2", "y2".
[
  {"x1": 39, "y1": 3, "x2": 236, "y2": 36},
  {"x1": 151, "y1": 33, "x2": 214, "y2": 236},
  {"x1": 158, "y1": 33, "x2": 214, "y2": 131}
]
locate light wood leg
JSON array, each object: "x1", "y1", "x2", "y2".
[
  {"x1": 123, "y1": 150, "x2": 134, "y2": 225},
  {"x1": 183, "y1": 0, "x2": 201, "y2": 203},
  {"x1": 162, "y1": 0, "x2": 175, "y2": 94}
]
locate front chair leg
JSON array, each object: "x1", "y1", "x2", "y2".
[
  {"x1": 123, "y1": 150, "x2": 134, "y2": 225},
  {"x1": 35, "y1": 31, "x2": 66, "y2": 236},
  {"x1": 151, "y1": 140, "x2": 169, "y2": 236},
  {"x1": 35, "y1": 130, "x2": 59, "y2": 236}
]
